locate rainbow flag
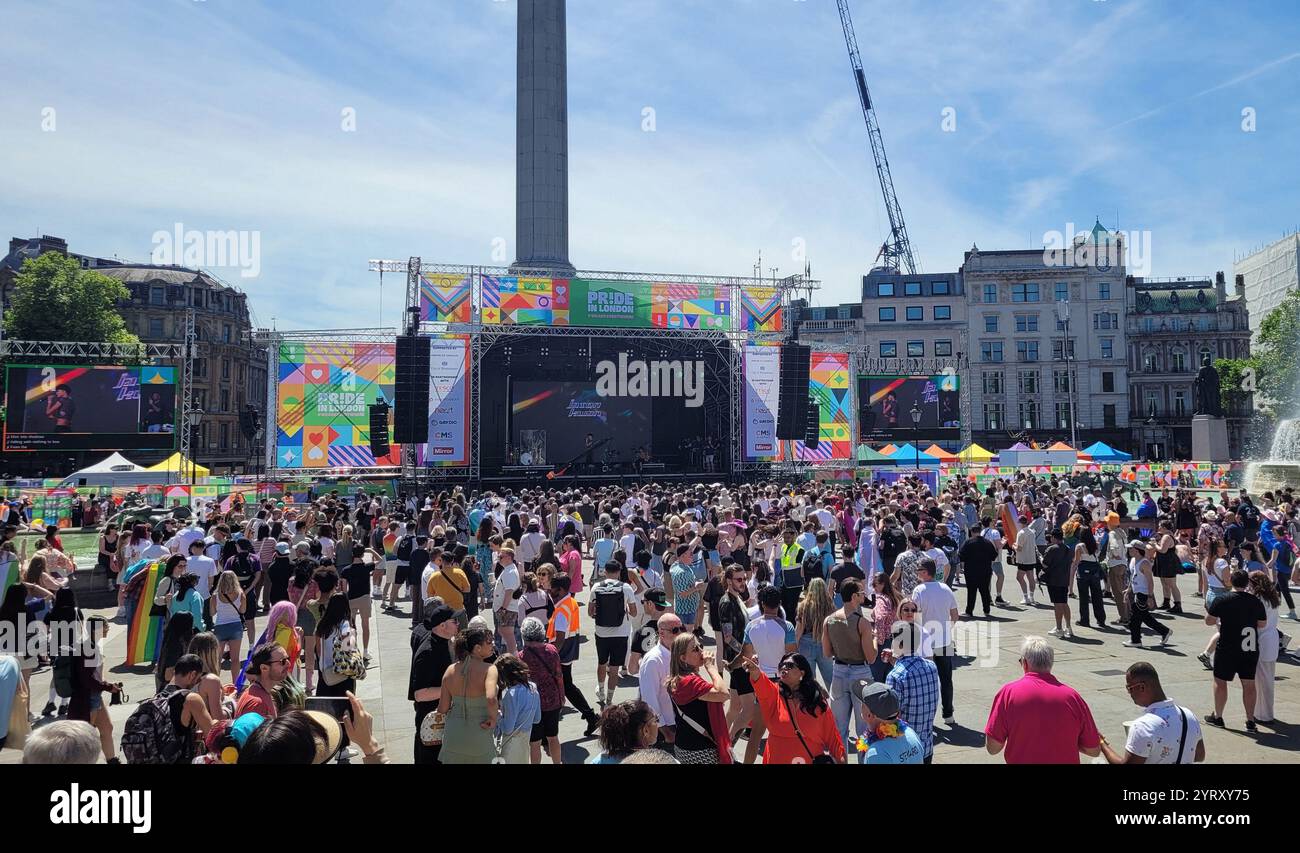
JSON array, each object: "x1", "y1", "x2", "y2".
[
  {"x1": 2, "y1": 554, "x2": 20, "y2": 590},
  {"x1": 125, "y1": 560, "x2": 165, "y2": 666},
  {"x1": 1000, "y1": 501, "x2": 1022, "y2": 542}
]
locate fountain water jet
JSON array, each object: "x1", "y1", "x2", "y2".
[{"x1": 1246, "y1": 419, "x2": 1300, "y2": 494}]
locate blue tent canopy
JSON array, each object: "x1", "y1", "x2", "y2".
[{"x1": 1082, "y1": 441, "x2": 1131, "y2": 461}]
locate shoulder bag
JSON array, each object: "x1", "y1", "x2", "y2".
[{"x1": 784, "y1": 693, "x2": 836, "y2": 764}]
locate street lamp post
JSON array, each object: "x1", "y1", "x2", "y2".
[
  {"x1": 187, "y1": 407, "x2": 204, "y2": 487},
  {"x1": 910, "y1": 403, "x2": 922, "y2": 473}
]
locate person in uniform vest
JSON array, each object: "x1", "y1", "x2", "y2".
[
  {"x1": 546, "y1": 573, "x2": 600, "y2": 737},
  {"x1": 776, "y1": 528, "x2": 806, "y2": 621}
]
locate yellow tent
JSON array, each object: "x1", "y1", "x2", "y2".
[
  {"x1": 147, "y1": 452, "x2": 210, "y2": 478},
  {"x1": 956, "y1": 443, "x2": 995, "y2": 463}
]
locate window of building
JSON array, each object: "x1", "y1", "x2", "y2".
[
  {"x1": 1053, "y1": 369, "x2": 1075, "y2": 393},
  {"x1": 904, "y1": 281, "x2": 922, "y2": 296},
  {"x1": 220, "y1": 389, "x2": 229, "y2": 412},
  {"x1": 1144, "y1": 390, "x2": 1161, "y2": 418},
  {"x1": 1055, "y1": 282, "x2": 1069, "y2": 302},
  {"x1": 877, "y1": 282, "x2": 895, "y2": 297},
  {"x1": 149, "y1": 317, "x2": 164, "y2": 337},
  {"x1": 1143, "y1": 352, "x2": 1157, "y2": 372},
  {"x1": 1056, "y1": 317, "x2": 1068, "y2": 332},
  {"x1": 983, "y1": 403, "x2": 1005, "y2": 430},
  {"x1": 1014, "y1": 314, "x2": 1039, "y2": 333},
  {"x1": 1016, "y1": 340, "x2": 1039, "y2": 361},
  {"x1": 879, "y1": 307, "x2": 896, "y2": 322},
  {"x1": 197, "y1": 389, "x2": 207, "y2": 411},
  {"x1": 1019, "y1": 370, "x2": 1038, "y2": 394},
  {"x1": 1142, "y1": 318, "x2": 1154, "y2": 333},
  {"x1": 982, "y1": 371, "x2": 1003, "y2": 394},
  {"x1": 879, "y1": 341, "x2": 897, "y2": 357},
  {"x1": 1012, "y1": 283, "x2": 1040, "y2": 303},
  {"x1": 239, "y1": 364, "x2": 245, "y2": 383},
  {"x1": 1101, "y1": 337, "x2": 1113, "y2": 359},
  {"x1": 905, "y1": 306, "x2": 923, "y2": 321},
  {"x1": 1055, "y1": 402, "x2": 1071, "y2": 430},
  {"x1": 935, "y1": 340, "x2": 953, "y2": 357},
  {"x1": 223, "y1": 324, "x2": 233, "y2": 343},
  {"x1": 150, "y1": 285, "x2": 165, "y2": 306},
  {"x1": 1103, "y1": 404, "x2": 1116, "y2": 427},
  {"x1": 200, "y1": 423, "x2": 208, "y2": 449},
  {"x1": 1052, "y1": 339, "x2": 1076, "y2": 360},
  {"x1": 981, "y1": 341, "x2": 1003, "y2": 362},
  {"x1": 907, "y1": 341, "x2": 924, "y2": 357},
  {"x1": 984, "y1": 315, "x2": 998, "y2": 333},
  {"x1": 983, "y1": 283, "x2": 997, "y2": 304},
  {"x1": 222, "y1": 358, "x2": 231, "y2": 380},
  {"x1": 932, "y1": 281, "x2": 950, "y2": 295},
  {"x1": 1102, "y1": 371, "x2": 1115, "y2": 393},
  {"x1": 933, "y1": 305, "x2": 951, "y2": 320},
  {"x1": 1174, "y1": 390, "x2": 1187, "y2": 417},
  {"x1": 1018, "y1": 401, "x2": 1039, "y2": 430},
  {"x1": 1171, "y1": 350, "x2": 1186, "y2": 372},
  {"x1": 219, "y1": 423, "x2": 229, "y2": 452},
  {"x1": 1099, "y1": 282, "x2": 1111, "y2": 300}
]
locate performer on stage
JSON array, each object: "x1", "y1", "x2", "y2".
[
  {"x1": 583, "y1": 433, "x2": 596, "y2": 473},
  {"x1": 45, "y1": 383, "x2": 76, "y2": 432}
]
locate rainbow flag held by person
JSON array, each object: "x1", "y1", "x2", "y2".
[
  {"x1": 125, "y1": 560, "x2": 165, "y2": 666},
  {"x1": 1000, "y1": 501, "x2": 1022, "y2": 543}
]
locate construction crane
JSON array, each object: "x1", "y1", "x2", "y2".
[{"x1": 836, "y1": 0, "x2": 919, "y2": 275}]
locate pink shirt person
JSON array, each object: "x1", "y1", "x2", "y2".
[{"x1": 985, "y1": 637, "x2": 1101, "y2": 764}]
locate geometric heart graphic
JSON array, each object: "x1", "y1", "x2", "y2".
[{"x1": 307, "y1": 446, "x2": 325, "y2": 460}]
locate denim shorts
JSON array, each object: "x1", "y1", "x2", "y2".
[{"x1": 214, "y1": 621, "x2": 243, "y2": 643}]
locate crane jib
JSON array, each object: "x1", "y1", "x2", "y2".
[{"x1": 855, "y1": 69, "x2": 870, "y2": 110}]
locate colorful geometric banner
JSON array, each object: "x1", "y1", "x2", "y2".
[
  {"x1": 741, "y1": 286, "x2": 783, "y2": 332},
  {"x1": 418, "y1": 273, "x2": 472, "y2": 323},
  {"x1": 481, "y1": 277, "x2": 731, "y2": 330},
  {"x1": 794, "y1": 351, "x2": 853, "y2": 462},
  {"x1": 275, "y1": 342, "x2": 401, "y2": 469}
]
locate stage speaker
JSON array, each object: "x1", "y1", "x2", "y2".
[
  {"x1": 803, "y1": 400, "x2": 821, "y2": 449},
  {"x1": 394, "y1": 334, "x2": 431, "y2": 445},
  {"x1": 776, "y1": 343, "x2": 810, "y2": 440},
  {"x1": 238, "y1": 404, "x2": 261, "y2": 441},
  {"x1": 368, "y1": 403, "x2": 390, "y2": 457}
]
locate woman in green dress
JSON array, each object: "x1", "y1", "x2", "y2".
[{"x1": 437, "y1": 625, "x2": 499, "y2": 764}]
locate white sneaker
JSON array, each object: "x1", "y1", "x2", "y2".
[
  {"x1": 1288, "y1": 611, "x2": 1298, "y2": 621},
  {"x1": 1122, "y1": 640, "x2": 1144, "y2": 647},
  {"x1": 1063, "y1": 630, "x2": 1074, "y2": 640},
  {"x1": 1159, "y1": 628, "x2": 1174, "y2": 647},
  {"x1": 1047, "y1": 628, "x2": 1061, "y2": 637},
  {"x1": 1021, "y1": 597, "x2": 1030, "y2": 606},
  {"x1": 943, "y1": 715, "x2": 956, "y2": 726}
]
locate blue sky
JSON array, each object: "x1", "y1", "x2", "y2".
[{"x1": 1, "y1": 0, "x2": 1297, "y2": 329}]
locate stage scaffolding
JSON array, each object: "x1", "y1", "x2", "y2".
[{"x1": 255, "y1": 259, "x2": 823, "y2": 484}]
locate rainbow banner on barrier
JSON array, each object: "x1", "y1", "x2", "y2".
[{"x1": 124, "y1": 560, "x2": 165, "y2": 666}]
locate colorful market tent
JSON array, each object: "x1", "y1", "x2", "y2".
[
  {"x1": 955, "y1": 443, "x2": 996, "y2": 463},
  {"x1": 60, "y1": 452, "x2": 174, "y2": 487},
  {"x1": 923, "y1": 444, "x2": 959, "y2": 462},
  {"x1": 146, "y1": 453, "x2": 211, "y2": 478},
  {"x1": 879, "y1": 443, "x2": 898, "y2": 455},
  {"x1": 885, "y1": 443, "x2": 941, "y2": 464},
  {"x1": 1047, "y1": 441, "x2": 1075, "y2": 452},
  {"x1": 1005, "y1": 442, "x2": 1031, "y2": 451},
  {"x1": 856, "y1": 444, "x2": 895, "y2": 465},
  {"x1": 1081, "y1": 441, "x2": 1132, "y2": 462}
]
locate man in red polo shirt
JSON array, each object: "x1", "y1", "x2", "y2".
[
  {"x1": 234, "y1": 643, "x2": 290, "y2": 719},
  {"x1": 984, "y1": 635, "x2": 1102, "y2": 764}
]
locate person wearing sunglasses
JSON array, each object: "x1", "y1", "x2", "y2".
[
  {"x1": 665, "y1": 633, "x2": 732, "y2": 764},
  {"x1": 637, "y1": 612, "x2": 684, "y2": 752},
  {"x1": 737, "y1": 652, "x2": 845, "y2": 764}
]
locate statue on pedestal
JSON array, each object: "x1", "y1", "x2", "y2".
[{"x1": 1192, "y1": 353, "x2": 1224, "y2": 418}]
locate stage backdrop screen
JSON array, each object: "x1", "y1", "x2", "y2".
[
  {"x1": 858, "y1": 374, "x2": 960, "y2": 439},
  {"x1": 511, "y1": 381, "x2": 651, "y2": 466},
  {"x1": 275, "y1": 342, "x2": 401, "y2": 469},
  {"x1": 3, "y1": 364, "x2": 177, "y2": 451}
]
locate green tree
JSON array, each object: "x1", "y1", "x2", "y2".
[
  {"x1": 3, "y1": 252, "x2": 138, "y2": 343},
  {"x1": 1215, "y1": 356, "x2": 1260, "y2": 417},
  {"x1": 1254, "y1": 290, "x2": 1300, "y2": 418}
]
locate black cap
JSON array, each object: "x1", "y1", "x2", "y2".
[
  {"x1": 424, "y1": 604, "x2": 456, "y2": 627},
  {"x1": 644, "y1": 589, "x2": 668, "y2": 607}
]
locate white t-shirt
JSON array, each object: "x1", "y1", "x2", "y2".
[
  {"x1": 1124, "y1": 700, "x2": 1201, "y2": 764},
  {"x1": 591, "y1": 580, "x2": 637, "y2": 638},
  {"x1": 494, "y1": 564, "x2": 521, "y2": 613},
  {"x1": 911, "y1": 581, "x2": 958, "y2": 654},
  {"x1": 168, "y1": 525, "x2": 206, "y2": 555},
  {"x1": 187, "y1": 555, "x2": 218, "y2": 599},
  {"x1": 516, "y1": 531, "x2": 544, "y2": 564},
  {"x1": 1207, "y1": 557, "x2": 1228, "y2": 590},
  {"x1": 638, "y1": 643, "x2": 672, "y2": 723},
  {"x1": 140, "y1": 543, "x2": 167, "y2": 562},
  {"x1": 744, "y1": 615, "x2": 795, "y2": 676},
  {"x1": 318, "y1": 536, "x2": 336, "y2": 561},
  {"x1": 814, "y1": 508, "x2": 836, "y2": 532},
  {"x1": 923, "y1": 547, "x2": 951, "y2": 575},
  {"x1": 619, "y1": 533, "x2": 638, "y2": 563}
]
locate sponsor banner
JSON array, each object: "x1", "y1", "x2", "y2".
[
  {"x1": 743, "y1": 345, "x2": 780, "y2": 461},
  {"x1": 425, "y1": 336, "x2": 470, "y2": 466},
  {"x1": 482, "y1": 277, "x2": 732, "y2": 330},
  {"x1": 275, "y1": 342, "x2": 401, "y2": 469}
]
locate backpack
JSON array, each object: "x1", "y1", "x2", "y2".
[
  {"x1": 396, "y1": 535, "x2": 415, "y2": 562},
  {"x1": 121, "y1": 688, "x2": 188, "y2": 765},
  {"x1": 52, "y1": 653, "x2": 75, "y2": 699},
  {"x1": 592, "y1": 580, "x2": 627, "y2": 629},
  {"x1": 801, "y1": 549, "x2": 825, "y2": 585},
  {"x1": 329, "y1": 627, "x2": 367, "y2": 680}
]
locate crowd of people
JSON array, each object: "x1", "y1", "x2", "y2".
[{"x1": 0, "y1": 472, "x2": 1295, "y2": 764}]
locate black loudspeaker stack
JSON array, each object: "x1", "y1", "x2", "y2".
[
  {"x1": 804, "y1": 401, "x2": 821, "y2": 449},
  {"x1": 776, "y1": 343, "x2": 811, "y2": 440},
  {"x1": 394, "y1": 334, "x2": 431, "y2": 445},
  {"x1": 368, "y1": 403, "x2": 390, "y2": 457}
]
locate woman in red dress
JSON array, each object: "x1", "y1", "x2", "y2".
[{"x1": 739, "y1": 652, "x2": 846, "y2": 764}]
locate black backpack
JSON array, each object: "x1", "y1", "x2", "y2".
[
  {"x1": 396, "y1": 535, "x2": 415, "y2": 562},
  {"x1": 121, "y1": 688, "x2": 189, "y2": 765},
  {"x1": 593, "y1": 580, "x2": 626, "y2": 629}
]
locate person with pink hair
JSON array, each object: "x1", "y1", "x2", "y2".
[{"x1": 235, "y1": 601, "x2": 302, "y2": 695}]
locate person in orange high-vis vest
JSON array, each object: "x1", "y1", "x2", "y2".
[{"x1": 545, "y1": 573, "x2": 599, "y2": 735}]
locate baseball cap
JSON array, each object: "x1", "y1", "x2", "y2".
[
  {"x1": 644, "y1": 589, "x2": 668, "y2": 608},
  {"x1": 859, "y1": 682, "x2": 900, "y2": 718},
  {"x1": 275, "y1": 542, "x2": 290, "y2": 555}
]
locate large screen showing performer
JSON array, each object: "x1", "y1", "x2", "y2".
[
  {"x1": 3, "y1": 364, "x2": 178, "y2": 451},
  {"x1": 510, "y1": 381, "x2": 652, "y2": 466},
  {"x1": 858, "y1": 374, "x2": 960, "y2": 439}
]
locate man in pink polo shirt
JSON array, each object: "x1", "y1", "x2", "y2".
[{"x1": 984, "y1": 635, "x2": 1102, "y2": 764}]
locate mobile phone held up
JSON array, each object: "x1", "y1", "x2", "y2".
[{"x1": 305, "y1": 696, "x2": 352, "y2": 721}]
